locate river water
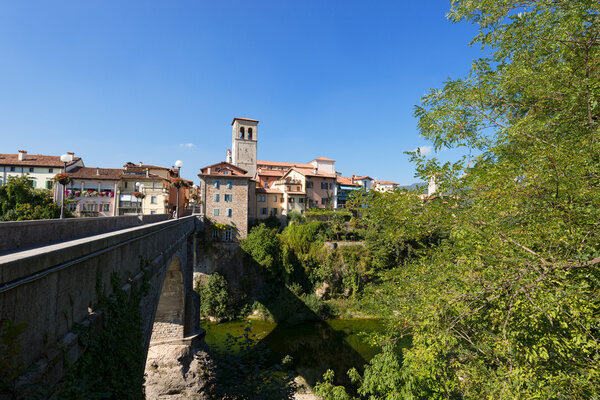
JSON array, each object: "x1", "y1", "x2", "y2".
[{"x1": 200, "y1": 318, "x2": 388, "y2": 388}]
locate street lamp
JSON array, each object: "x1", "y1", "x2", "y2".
[
  {"x1": 59, "y1": 153, "x2": 73, "y2": 219},
  {"x1": 192, "y1": 184, "x2": 198, "y2": 214},
  {"x1": 175, "y1": 160, "x2": 183, "y2": 219},
  {"x1": 139, "y1": 184, "x2": 145, "y2": 215}
]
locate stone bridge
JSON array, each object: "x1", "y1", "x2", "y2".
[{"x1": 0, "y1": 215, "x2": 203, "y2": 397}]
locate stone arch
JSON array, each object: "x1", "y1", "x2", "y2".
[
  {"x1": 149, "y1": 256, "x2": 185, "y2": 343},
  {"x1": 248, "y1": 127, "x2": 253, "y2": 140},
  {"x1": 239, "y1": 127, "x2": 245, "y2": 139}
]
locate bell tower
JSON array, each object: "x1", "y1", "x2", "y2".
[{"x1": 231, "y1": 117, "x2": 258, "y2": 177}]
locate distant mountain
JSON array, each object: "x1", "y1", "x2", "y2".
[{"x1": 399, "y1": 182, "x2": 427, "y2": 193}]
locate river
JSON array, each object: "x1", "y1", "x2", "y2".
[{"x1": 200, "y1": 318, "x2": 388, "y2": 389}]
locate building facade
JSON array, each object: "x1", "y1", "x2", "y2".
[
  {"x1": 65, "y1": 167, "x2": 121, "y2": 217},
  {"x1": 198, "y1": 162, "x2": 250, "y2": 240},
  {"x1": 0, "y1": 150, "x2": 83, "y2": 189}
]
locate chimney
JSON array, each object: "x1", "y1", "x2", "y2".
[
  {"x1": 313, "y1": 166, "x2": 318, "y2": 175},
  {"x1": 138, "y1": 161, "x2": 143, "y2": 167},
  {"x1": 146, "y1": 169, "x2": 149, "y2": 177},
  {"x1": 351, "y1": 174, "x2": 355, "y2": 184},
  {"x1": 18, "y1": 150, "x2": 27, "y2": 161},
  {"x1": 67, "y1": 152, "x2": 74, "y2": 156},
  {"x1": 96, "y1": 167, "x2": 100, "y2": 176}
]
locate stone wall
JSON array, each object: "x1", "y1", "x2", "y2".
[{"x1": 0, "y1": 214, "x2": 168, "y2": 253}]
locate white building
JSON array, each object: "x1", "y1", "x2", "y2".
[{"x1": 0, "y1": 150, "x2": 83, "y2": 189}]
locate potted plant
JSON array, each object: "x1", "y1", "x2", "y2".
[{"x1": 53, "y1": 173, "x2": 72, "y2": 186}]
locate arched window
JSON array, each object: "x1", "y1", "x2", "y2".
[
  {"x1": 239, "y1": 127, "x2": 245, "y2": 139},
  {"x1": 248, "y1": 128, "x2": 253, "y2": 140}
]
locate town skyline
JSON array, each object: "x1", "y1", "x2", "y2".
[{"x1": 0, "y1": 1, "x2": 480, "y2": 185}]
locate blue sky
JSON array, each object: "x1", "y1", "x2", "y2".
[{"x1": 0, "y1": 1, "x2": 480, "y2": 185}]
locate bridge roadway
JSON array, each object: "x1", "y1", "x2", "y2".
[{"x1": 0, "y1": 215, "x2": 202, "y2": 396}]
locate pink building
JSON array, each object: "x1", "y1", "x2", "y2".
[{"x1": 65, "y1": 167, "x2": 122, "y2": 217}]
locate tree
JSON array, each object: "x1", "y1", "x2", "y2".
[
  {"x1": 317, "y1": 1, "x2": 600, "y2": 398},
  {"x1": 0, "y1": 175, "x2": 65, "y2": 220},
  {"x1": 398, "y1": 1, "x2": 600, "y2": 398}
]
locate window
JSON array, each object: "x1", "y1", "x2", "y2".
[
  {"x1": 213, "y1": 208, "x2": 220, "y2": 216},
  {"x1": 273, "y1": 196, "x2": 277, "y2": 202},
  {"x1": 214, "y1": 194, "x2": 220, "y2": 202},
  {"x1": 46, "y1": 180, "x2": 53, "y2": 189},
  {"x1": 264, "y1": 183, "x2": 269, "y2": 189},
  {"x1": 299, "y1": 198, "x2": 304, "y2": 203},
  {"x1": 306, "y1": 181, "x2": 312, "y2": 188},
  {"x1": 212, "y1": 229, "x2": 219, "y2": 240},
  {"x1": 272, "y1": 208, "x2": 278, "y2": 216},
  {"x1": 261, "y1": 207, "x2": 268, "y2": 215},
  {"x1": 239, "y1": 127, "x2": 245, "y2": 139},
  {"x1": 29, "y1": 167, "x2": 34, "y2": 173},
  {"x1": 329, "y1": 183, "x2": 333, "y2": 189},
  {"x1": 224, "y1": 194, "x2": 232, "y2": 202},
  {"x1": 321, "y1": 198, "x2": 329, "y2": 205},
  {"x1": 151, "y1": 196, "x2": 157, "y2": 204},
  {"x1": 102, "y1": 204, "x2": 110, "y2": 212},
  {"x1": 224, "y1": 228, "x2": 232, "y2": 241},
  {"x1": 289, "y1": 197, "x2": 294, "y2": 203},
  {"x1": 125, "y1": 182, "x2": 128, "y2": 188},
  {"x1": 214, "y1": 180, "x2": 220, "y2": 189},
  {"x1": 258, "y1": 195, "x2": 265, "y2": 202},
  {"x1": 151, "y1": 210, "x2": 156, "y2": 215},
  {"x1": 227, "y1": 208, "x2": 232, "y2": 217},
  {"x1": 153, "y1": 182, "x2": 158, "y2": 188},
  {"x1": 68, "y1": 203, "x2": 77, "y2": 211},
  {"x1": 227, "y1": 181, "x2": 232, "y2": 189},
  {"x1": 48, "y1": 168, "x2": 53, "y2": 173},
  {"x1": 248, "y1": 128, "x2": 253, "y2": 140},
  {"x1": 29, "y1": 180, "x2": 36, "y2": 188},
  {"x1": 10, "y1": 167, "x2": 15, "y2": 172},
  {"x1": 321, "y1": 182, "x2": 328, "y2": 189}
]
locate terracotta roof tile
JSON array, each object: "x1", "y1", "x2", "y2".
[
  {"x1": 312, "y1": 156, "x2": 335, "y2": 162},
  {"x1": 257, "y1": 160, "x2": 314, "y2": 169},
  {"x1": 0, "y1": 153, "x2": 81, "y2": 167},
  {"x1": 232, "y1": 117, "x2": 259, "y2": 125},
  {"x1": 337, "y1": 176, "x2": 360, "y2": 186},
  {"x1": 69, "y1": 167, "x2": 123, "y2": 180}
]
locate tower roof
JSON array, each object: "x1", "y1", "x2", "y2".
[{"x1": 231, "y1": 117, "x2": 259, "y2": 125}]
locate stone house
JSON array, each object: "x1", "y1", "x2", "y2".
[{"x1": 198, "y1": 161, "x2": 250, "y2": 241}]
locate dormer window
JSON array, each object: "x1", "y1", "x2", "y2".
[
  {"x1": 239, "y1": 127, "x2": 245, "y2": 139},
  {"x1": 248, "y1": 128, "x2": 253, "y2": 140}
]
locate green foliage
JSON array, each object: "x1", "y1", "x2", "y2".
[
  {"x1": 0, "y1": 320, "x2": 27, "y2": 393},
  {"x1": 286, "y1": 210, "x2": 305, "y2": 224},
  {"x1": 343, "y1": 1, "x2": 600, "y2": 398},
  {"x1": 54, "y1": 272, "x2": 149, "y2": 399},
  {"x1": 197, "y1": 272, "x2": 233, "y2": 319},
  {"x1": 207, "y1": 325, "x2": 296, "y2": 399},
  {"x1": 313, "y1": 370, "x2": 355, "y2": 400},
  {"x1": 0, "y1": 175, "x2": 66, "y2": 220},
  {"x1": 242, "y1": 224, "x2": 282, "y2": 274}
]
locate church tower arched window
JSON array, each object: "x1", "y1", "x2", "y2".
[
  {"x1": 239, "y1": 127, "x2": 245, "y2": 139},
  {"x1": 248, "y1": 128, "x2": 253, "y2": 140}
]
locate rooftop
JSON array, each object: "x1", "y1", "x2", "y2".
[{"x1": 0, "y1": 153, "x2": 81, "y2": 168}]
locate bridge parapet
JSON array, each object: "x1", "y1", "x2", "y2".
[{"x1": 0, "y1": 214, "x2": 169, "y2": 253}]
